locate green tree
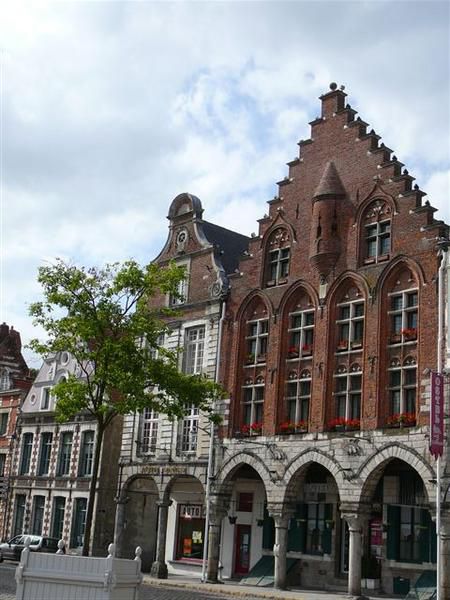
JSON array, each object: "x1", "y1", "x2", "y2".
[{"x1": 29, "y1": 259, "x2": 223, "y2": 556}]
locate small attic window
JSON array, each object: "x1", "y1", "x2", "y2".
[
  {"x1": 0, "y1": 369, "x2": 10, "y2": 391},
  {"x1": 361, "y1": 200, "x2": 391, "y2": 265}
]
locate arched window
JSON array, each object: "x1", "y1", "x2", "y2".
[
  {"x1": 242, "y1": 376, "x2": 265, "y2": 432},
  {"x1": 362, "y1": 199, "x2": 391, "y2": 264},
  {"x1": 287, "y1": 293, "x2": 315, "y2": 359},
  {"x1": 265, "y1": 228, "x2": 290, "y2": 287},
  {"x1": 387, "y1": 356, "x2": 417, "y2": 421},
  {"x1": 335, "y1": 286, "x2": 365, "y2": 352},
  {"x1": 333, "y1": 363, "x2": 362, "y2": 425},
  {"x1": 285, "y1": 369, "x2": 311, "y2": 429},
  {"x1": 388, "y1": 287, "x2": 418, "y2": 345}
]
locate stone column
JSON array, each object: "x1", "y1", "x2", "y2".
[
  {"x1": 113, "y1": 493, "x2": 129, "y2": 558},
  {"x1": 150, "y1": 502, "x2": 170, "y2": 579},
  {"x1": 273, "y1": 514, "x2": 289, "y2": 590},
  {"x1": 206, "y1": 515, "x2": 223, "y2": 583},
  {"x1": 440, "y1": 513, "x2": 450, "y2": 600},
  {"x1": 341, "y1": 504, "x2": 369, "y2": 600}
]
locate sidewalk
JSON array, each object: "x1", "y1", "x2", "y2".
[{"x1": 142, "y1": 574, "x2": 399, "y2": 600}]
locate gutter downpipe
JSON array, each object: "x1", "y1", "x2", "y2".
[
  {"x1": 201, "y1": 298, "x2": 226, "y2": 582},
  {"x1": 437, "y1": 242, "x2": 448, "y2": 600}
]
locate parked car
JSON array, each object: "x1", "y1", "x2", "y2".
[{"x1": 0, "y1": 535, "x2": 60, "y2": 561}]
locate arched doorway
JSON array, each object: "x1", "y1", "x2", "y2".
[
  {"x1": 283, "y1": 462, "x2": 341, "y2": 590},
  {"x1": 219, "y1": 463, "x2": 268, "y2": 580},
  {"x1": 120, "y1": 476, "x2": 159, "y2": 571}
]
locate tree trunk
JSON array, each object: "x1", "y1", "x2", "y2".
[{"x1": 82, "y1": 422, "x2": 104, "y2": 556}]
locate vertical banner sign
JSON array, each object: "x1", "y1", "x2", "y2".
[{"x1": 430, "y1": 372, "x2": 444, "y2": 458}]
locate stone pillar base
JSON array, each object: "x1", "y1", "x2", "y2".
[{"x1": 150, "y1": 560, "x2": 168, "y2": 579}]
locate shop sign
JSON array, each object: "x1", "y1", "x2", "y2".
[
  {"x1": 179, "y1": 504, "x2": 206, "y2": 519},
  {"x1": 430, "y1": 371, "x2": 444, "y2": 458},
  {"x1": 140, "y1": 465, "x2": 189, "y2": 476}
]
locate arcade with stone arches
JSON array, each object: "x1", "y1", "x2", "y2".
[{"x1": 203, "y1": 444, "x2": 438, "y2": 597}]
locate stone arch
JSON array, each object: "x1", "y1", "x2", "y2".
[
  {"x1": 282, "y1": 448, "x2": 346, "y2": 505},
  {"x1": 375, "y1": 255, "x2": 426, "y2": 297},
  {"x1": 236, "y1": 290, "x2": 273, "y2": 325},
  {"x1": 355, "y1": 443, "x2": 436, "y2": 506},
  {"x1": 279, "y1": 280, "x2": 319, "y2": 315},
  {"x1": 354, "y1": 192, "x2": 397, "y2": 227},
  {"x1": 327, "y1": 271, "x2": 370, "y2": 306},
  {"x1": 161, "y1": 473, "x2": 206, "y2": 504},
  {"x1": 120, "y1": 475, "x2": 160, "y2": 570},
  {"x1": 214, "y1": 451, "x2": 274, "y2": 498}
]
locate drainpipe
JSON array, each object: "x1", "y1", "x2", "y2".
[
  {"x1": 201, "y1": 299, "x2": 226, "y2": 582},
  {"x1": 436, "y1": 242, "x2": 448, "y2": 600}
]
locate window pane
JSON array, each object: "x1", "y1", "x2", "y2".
[{"x1": 391, "y1": 295, "x2": 403, "y2": 311}]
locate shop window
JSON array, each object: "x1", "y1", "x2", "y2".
[
  {"x1": 140, "y1": 408, "x2": 159, "y2": 454},
  {"x1": 19, "y1": 432, "x2": 33, "y2": 475},
  {"x1": 71, "y1": 498, "x2": 87, "y2": 548},
  {"x1": 388, "y1": 357, "x2": 416, "y2": 416},
  {"x1": 336, "y1": 297, "x2": 364, "y2": 352},
  {"x1": 57, "y1": 432, "x2": 73, "y2": 476},
  {"x1": 51, "y1": 497, "x2": 66, "y2": 540},
  {"x1": 362, "y1": 200, "x2": 391, "y2": 264},
  {"x1": 265, "y1": 229, "x2": 290, "y2": 286},
  {"x1": 389, "y1": 289, "x2": 418, "y2": 344},
  {"x1": 176, "y1": 504, "x2": 205, "y2": 561},
  {"x1": 387, "y1": 505, "x2": 436, "y2": 563},
  {"x1": 13, "y1": 494, "x2": 26, "y2": 535},
  {"x1": 287, "y1": 308, "x2": 314, "y2": 358},
  {"x1": 333, "y1": 364, "x2": 362, "y2": 423},
  {"x1": 286, "y1": 369, "x2": 310, "y2": 427},
  {"x1": 245, "y1": 319, "x2": 268, "y2": 365},
  {"x1": 242, "y1": 377, "x2": 264, "y2": 430},
  {"x1": 37, "y1": 432, "x2": 53, "y2": 476},
  {"x1": 287, "y1": 502, "x2": 333, "y2": 555},
  {"x1": 79, "y1": 430, "x2": 94, "y2": 476},
  {"x1": 183, "y1": 326, "x2": 205, "y2": 374},
  {"x1": 178, "y1": 405, "x2": 198, "y2": 454},
  {"x1": 0, "y1": 412, "x2": 8, "y2": 435},
  {"x1": 31, "y1": 496, "x2": 45, "y2": 535},
  {"x1": 238, "y1": 492, "x2": 253, "y2": 512}
]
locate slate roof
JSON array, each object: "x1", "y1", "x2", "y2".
[{"x1": 202, "y1": 221, "x2": 250, "y2": 275}]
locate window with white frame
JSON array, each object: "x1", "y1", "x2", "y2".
[
  {"x1": 170, "y1": 270, "x2": 189, "y2": 306},
  {"x1": 57, "y1": 432, "x2": 73, "y2": 476},
  {"x1": 265, "y1": 228, "x2": 290, "y2": 286},
  {"x1": 334, "y1": 364, "x2": 362, "y2": 421},
  {"x1": 286, "y1": 369, "x2": 311, "y2": 426},
  {"x1": 140, "y1": 408, "x2": 159, "y2": 454},
  {"x1": 242, "y1": 376, "x2": 265, "y2": 427},
  {"x1": 388, "y1": 356, "x2": 416, "y2": 415},
  {"x1": 183, "y1": 326, "x2": 205, "y2": 374},
  {"x1": 245, "y1": 319, "x2": 269, "y2": 364},
  {"x1": 288, "y1": 309, "x2": 314, "y2": 357},
  {"x1": 0, "y1": 453, "x2": 6, "y2": 477},
  {"x1": 40, "y1": 388, "x2": 51, "y2": 410},
  {"x1": 0, "y1": 369, "x2": 10, "y2": 391},
  {"x1": 0, "y1": 412, "x2": 8, "y2": 435},
  {"x1": 79, "y1": 431, "x2": 94, "y2": 476},
  {"x1": 179, "y1": 404, "x2": 199, "y2": 453},
  {"x1": 20, "y1": 433, "x2": 33, "y2": 475},
  {"x1": 362, "y1": 200, "x2": 391, "y2": 263},
  {"x1": 336, "y1": 298, "x2": 364, "y2": 351},
  {"x1": 37, "y1": 432, "x2": 53, "y2": 476},
  {"x1": 31, "y1": 496, "x2": 45, "y2": 535},
  {"x1": 389, "y1": 289, "x2": 418, "y2": 343}
]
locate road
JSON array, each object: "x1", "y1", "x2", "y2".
[{"x1": 0, "y1": 562, "x2": 257, "y2": 600}]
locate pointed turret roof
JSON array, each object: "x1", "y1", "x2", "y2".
[{"x1": 313, "y1": 161, "x2": 346, "y2": 198}]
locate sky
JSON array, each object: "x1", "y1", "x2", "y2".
[{"x1": 1, "y1": 0, "x2": 449, "y2": 368}]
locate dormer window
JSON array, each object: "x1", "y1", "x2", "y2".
[
  {"x1": 0, "y1": 369, "x2": 10, "y2": 391},
  {"x1": 265, "y1": 228, "x2": 290, "y2": 286},
  {"x1": 362, "y1": 200, "x2": 391, "y2": 264}
]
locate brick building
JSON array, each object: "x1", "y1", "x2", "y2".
[
  {"x1": 203, "y1": 84, "x2": 450, "y2": 598},
  {"x1": 0, "y1": 324, "x2": 32, "y2": 540},
  {"x1": 7, "y1": 351, "x2": 122, "y2": 555},
  {"x1": 114, "y1": 193, "x2": 249, "y2": 575}
]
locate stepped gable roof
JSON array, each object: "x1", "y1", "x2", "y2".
[
  {"x1": 0, "y1": 322, "x2": 28, "y2": 374},
  {"x1": 313, "y1": 161, "x2": 346, "y2": 199},
  {"x1": 202, "y1": 221, "x2": 250, "y2": 275}
]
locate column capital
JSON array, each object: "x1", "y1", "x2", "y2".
[
  {"x1": 267, "y1": 502, "x2": 295, "y2": 527},
  {"x1": 340, "y1": 502, "x2": 371, "y2": 531}
]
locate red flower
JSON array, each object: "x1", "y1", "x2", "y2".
[{"x1": 250, "y1": 422, "x2": 263, "y2": 432}]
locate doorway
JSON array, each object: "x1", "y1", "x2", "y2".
[{"x1": 234, "y1": 524, "x2": 251, "y2": 575}]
